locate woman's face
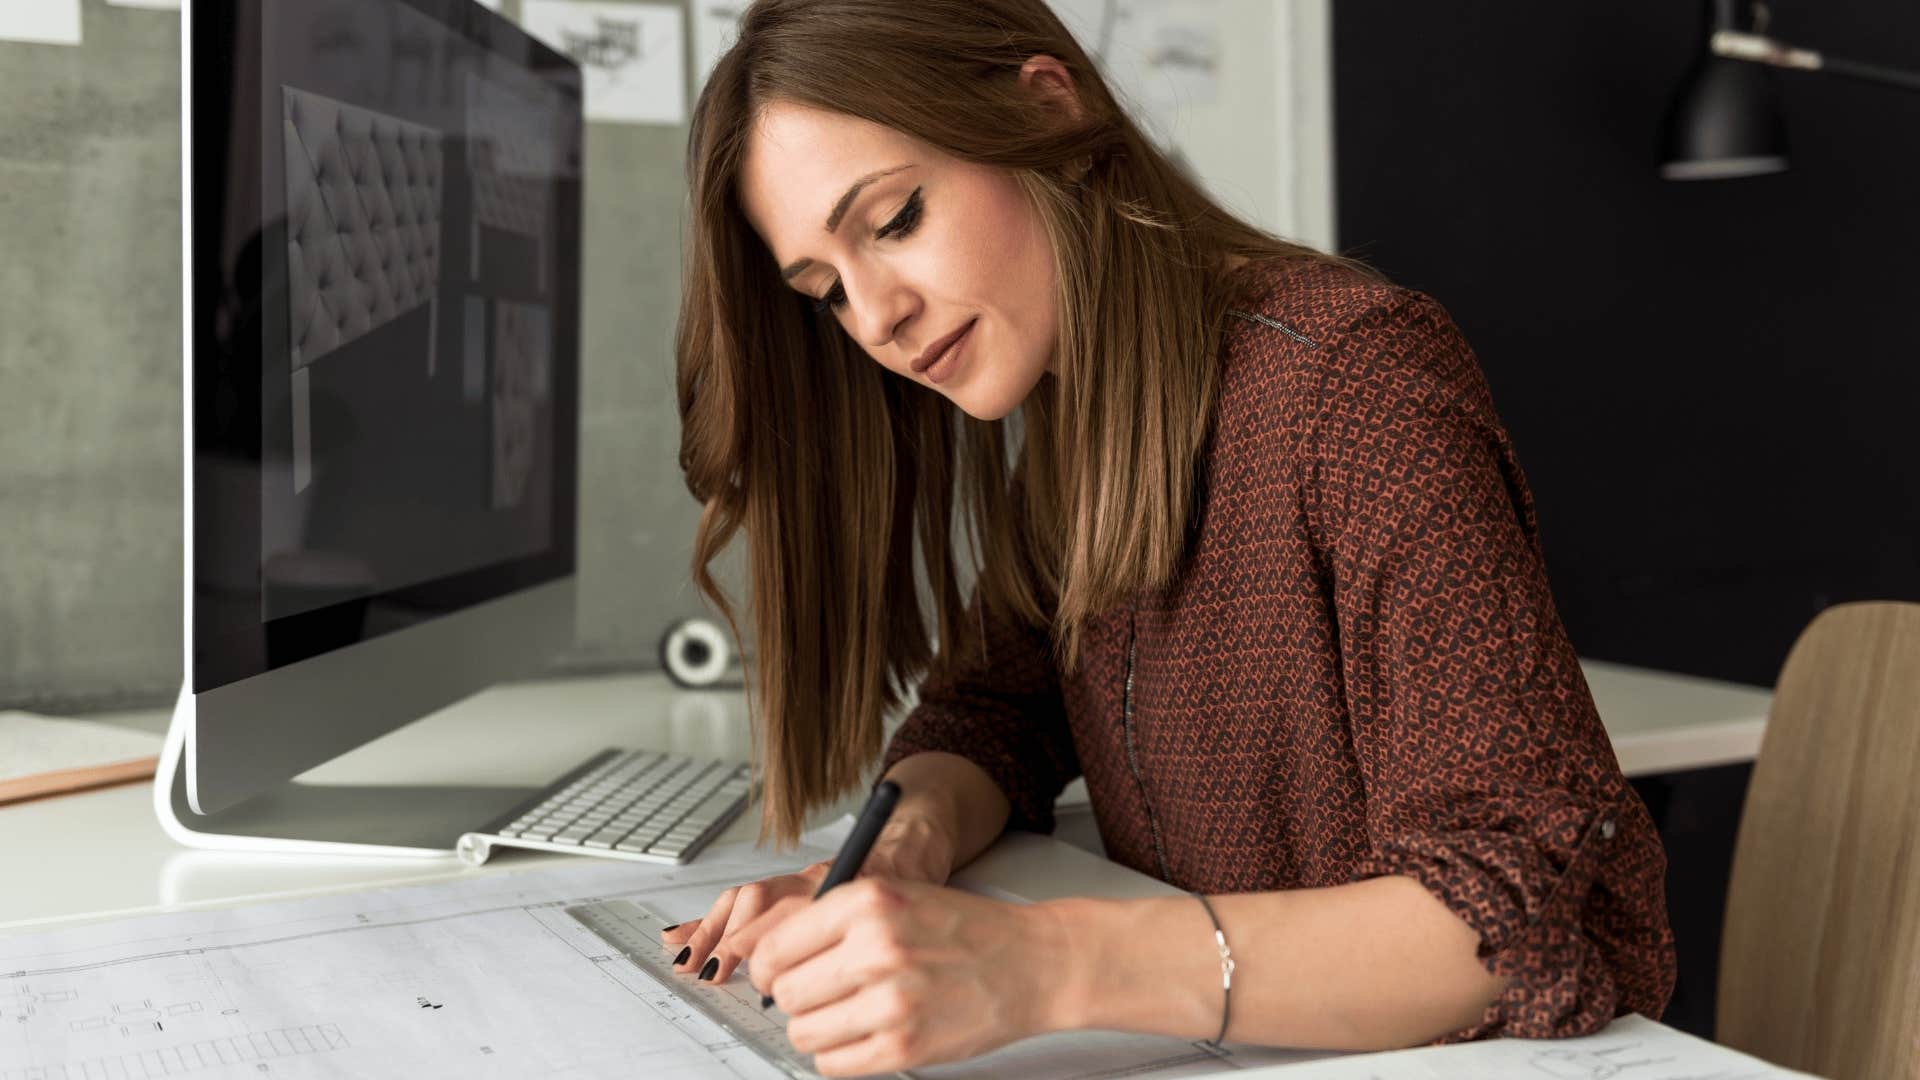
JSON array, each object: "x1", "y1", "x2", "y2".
[{"x1": 738, "y1": 100, "x2": 1059, "y2": 421}]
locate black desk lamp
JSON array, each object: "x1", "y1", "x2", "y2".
[{"x1": 1661, "y1": 0, "x2": 1920, "y2": 180}]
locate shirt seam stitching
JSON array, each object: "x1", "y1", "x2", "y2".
[{"x1": 1226, "y1": 308, "x2": 1320, "y2": 348}]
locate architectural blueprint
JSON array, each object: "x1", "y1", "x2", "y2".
[
  {"x1": 1238, "y1": 1014, "x2": 1820, "y2": 1080},
  {"x1": 0, "y1": 834, "x2": 1313, "y2": 1079}
]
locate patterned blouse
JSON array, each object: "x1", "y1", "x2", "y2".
[{"x1": 879, "y1": 259, "x2": 1677, "y2": 1040}]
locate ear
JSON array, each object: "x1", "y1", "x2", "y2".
[{"x1": 1017, "y1": 54, "x2": 1083, "y2": 124}]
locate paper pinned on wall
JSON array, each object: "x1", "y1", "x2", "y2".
[
  {"x1": 1045, "y1": 0, "x2": 1222, "y2": 147},
  {"x1": 0, "y1": 0, "x2": 82, "y2": 46},
  {"x1": 1129, "y1": 5, "x2": 1221, "y2": 109},
  {"x1": 691, "y1": 0, "x2": 747, "y2": 86},
  {"x1": 521, "y1": 0, "x2": 686, "y2": 125}
]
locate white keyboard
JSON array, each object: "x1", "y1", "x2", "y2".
[{"x1": 457, "y1": 748, "x2": 752, "y2": 866}]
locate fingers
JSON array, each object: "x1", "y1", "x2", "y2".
[
  {"x1": 672, "y1": 886, "x2": 740, "y2": 975},
  {"x1": 666, "y1": 867, "x2": 826, "y2": 984},
  {"x1": 714, "y1": 894, "x2": 808, "y2": 986},
  {"x1": 750, "y1": 879, "x2": 910, "y2": 1005},
  {"x1": 703, "y1": 881, "x2": 781, "y2": 983},
  {"x1": 801, "y1": 975, "x2": 952, "y2": 1080},
  {"x1": 757, "y1": 932, "x2": 883, "y2": 1018},
  {"x1": 812, "y1": 1029, "x2": 927, "y2": 1079},
  {"x1": 784, "y1": 977, "x2": 915, "y2": 1058}
]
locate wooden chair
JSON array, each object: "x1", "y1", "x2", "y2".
[{"x1": 1718, "y1": 601, "x2": 1920, "y2": 1079}]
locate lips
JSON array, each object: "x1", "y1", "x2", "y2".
[{"x1": 911, "y1": 318, "x2": 977, "y2": 374}]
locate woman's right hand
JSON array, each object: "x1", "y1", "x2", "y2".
[{"x1": 661, "y1": 810, "x2": 957, "y2": 985}]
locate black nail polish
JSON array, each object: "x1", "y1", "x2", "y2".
[
  {"x1": 673, "y1": 946, "x2": 692, "y2": 966},
  {"x1": 662, "y1": 922, "x2": 681, "y2": 932},
  {"x1": 698, "y1": 957, "x2": 719, "y2": 981},
  {"x1": 759, "y1": 994, "x2": 774, "y2": 1009}
]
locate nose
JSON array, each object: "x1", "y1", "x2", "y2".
[{"x1": 840, "y1": 261, "x2": 917, "y2": 357}]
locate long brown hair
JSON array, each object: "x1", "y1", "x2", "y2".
[{"x1": 676, "y1": 0, "x2": 1378, "y2": 842}]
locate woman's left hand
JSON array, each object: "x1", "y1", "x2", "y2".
[{"x1": 744, "y1": 877, "x2": 1077, "y2": 1076}]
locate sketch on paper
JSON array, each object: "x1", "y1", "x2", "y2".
[
  {"x1": 521, "y1": 1, "x2": 687, "y2": 125},
  {"x1": 1138, "y1": 18, "x2": 1221, "y2": 107},
  {"x1": 0, "y1": 850, "x2": 1324, "y2": 1080},
  {"x1": 2, "y1": 973, "x2": 348, "y2": 1080}
]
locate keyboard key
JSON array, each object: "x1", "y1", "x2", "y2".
[
  {"x1": 489, "y1": 750, "x2": 748, "y2": 861},
  {"x1": 680, "y1": 786, "x2": 743, "y2": 831},
  {"x1": 645, "y1": 841, "x2": 689, "y2": 859}
]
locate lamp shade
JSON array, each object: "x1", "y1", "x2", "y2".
[{"x1": 1661, "y1": 53, "x2": 1790, "y2": 179}]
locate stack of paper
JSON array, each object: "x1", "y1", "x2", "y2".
[{"x1": 0, "y1": 710, "x2": 164, "y2": 805}]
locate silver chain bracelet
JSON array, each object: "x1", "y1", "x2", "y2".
[{"x1": 1192, "y1": 893, "x2": 1234, "y2": 1046}]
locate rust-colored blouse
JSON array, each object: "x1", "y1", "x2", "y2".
[{"x1": 880, "y1": 260, "x2": 1677, "y2": 1040}]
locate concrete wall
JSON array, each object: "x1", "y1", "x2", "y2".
[
  {"x1": 0, "y1": 0, "x2": 1334, "y2": 713},
  {"x1": 1, "y1": 3, "x2": 187, "y2": 711}
]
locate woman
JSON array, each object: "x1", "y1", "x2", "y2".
[{"x1": 668, "y1": 0, "x2": 1675, "y2": 1074}]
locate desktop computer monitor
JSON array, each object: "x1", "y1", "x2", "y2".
[{"x1": 160, "y1": 0, "x2": 584, "y2": 855}]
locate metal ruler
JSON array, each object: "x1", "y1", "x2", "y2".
[
  {"x1": 566, "y1": 898, "x2": 832, "y2": 1080},
  {"x1": 570, "y1": 898, "x2": 1231, "y2": 1080}
]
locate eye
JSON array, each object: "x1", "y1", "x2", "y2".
[
  {"x1": 811, "y1": 280, "x2": 848, "y2": 314},
  {"x1": 809, "y1": 187, "x2": 925, "y2": 316},
  {"x1": 875, "y1": 186, "x2": 923, "y2": 240}
]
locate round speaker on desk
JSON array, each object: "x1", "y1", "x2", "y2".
[{"x1": 659, "y1": 616, "x2": 746, "y2": 689}]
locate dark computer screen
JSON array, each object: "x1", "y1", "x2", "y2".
[{"x1": 191, "y1": 0, "x2": 582, "y2": 691}]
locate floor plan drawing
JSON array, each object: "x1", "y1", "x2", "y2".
[
  {"x1": 1, "y1": 850, "x2": 811, "y2": 1080},
  {"x1": 0, "y1": 836, "x2": 1320, "y2": 1079},
  {"x1": 6, "y1": 1023, "x2": 348, "y2": 1079}
]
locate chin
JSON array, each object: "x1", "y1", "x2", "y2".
[
  {"x1": 950, "y1": 390, "x2": 1018, "y2": 422},
  {"x1": 947, "y1": 362, "x2": 1045, "y2": 422}
]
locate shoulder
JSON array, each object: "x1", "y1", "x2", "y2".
[
  {"x1": 1222, "y1": 257, "x2": 1404, "y2": 350},
  {"x1": 1216, "y1": 258, "x2": 1494, "y2": 441},
  {"x1": 1222, "y1": 258, "x2": 1474, "y2": 386}
]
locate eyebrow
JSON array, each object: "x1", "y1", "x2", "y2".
[{"x1": 778, "y1": 163, "x2": 914, "y2": 282}]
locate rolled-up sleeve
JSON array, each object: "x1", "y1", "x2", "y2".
[
  {"x1": 879, "y1": 586, "x2": 1081, "y2": 835},
  {"x1": 1307, "y1": 293, "x2": 1677, "y2": 1039}
]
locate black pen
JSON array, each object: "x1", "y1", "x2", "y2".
[{"x1": 760, "y1": 779, "x2": 901, "y2": 1009}]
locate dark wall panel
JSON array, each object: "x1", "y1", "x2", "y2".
[{"x1": 1333, "y1": 3, "x2": 1920, "y2": 687}]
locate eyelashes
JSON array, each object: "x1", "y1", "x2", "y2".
[{"x1": 812, "y1": 187, "x2": 925, "y2": 314}]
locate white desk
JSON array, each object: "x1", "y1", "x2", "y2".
[
  {"x1": 3, "y1": 675, "x2": 761, "y2": 926},
  {"x1": 2, "y1": 671, "x2": 1188, "y2": 927},
  {"x1": 1578, "y1": 659, "x2": 1770, "y2": 776},
  {"x1": 0, "y1": 659, "x2": 1770, "y2": 927},
  {"x1": 0, "y1": 664, "x2": 1795, "y2": 1078}
]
